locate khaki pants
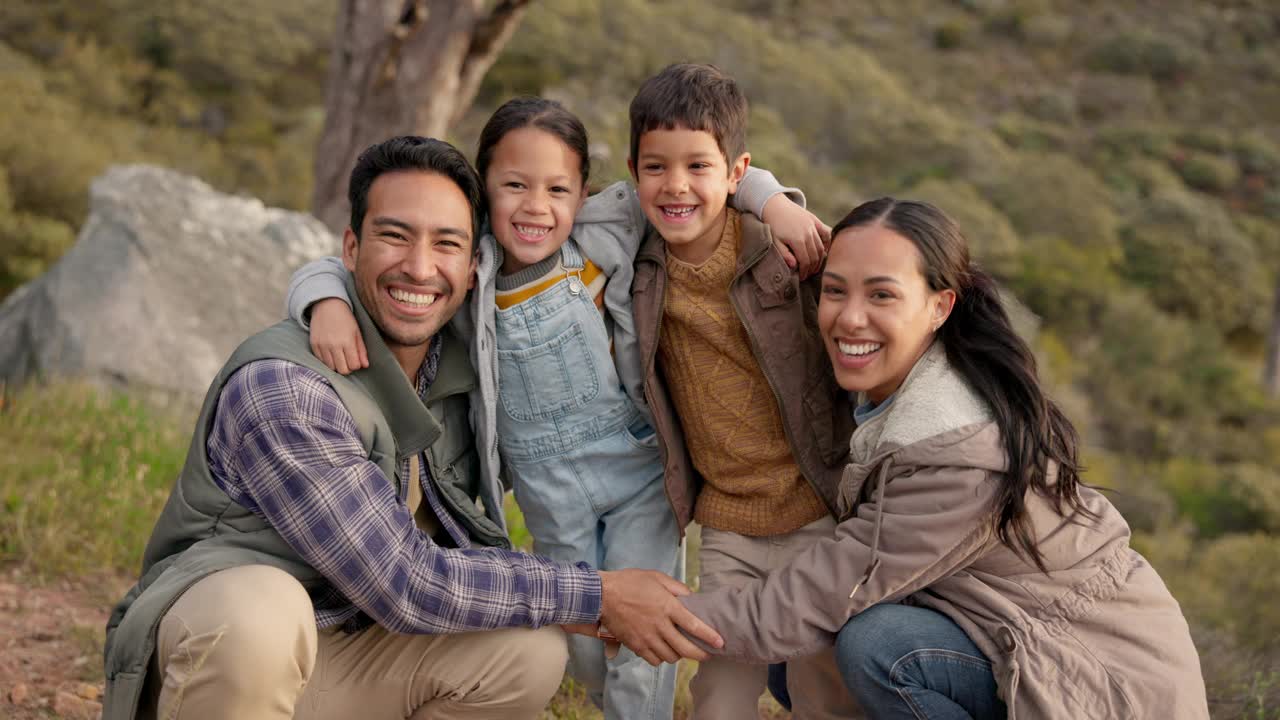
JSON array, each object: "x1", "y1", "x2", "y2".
[
  {"x1": 146, "y1": 565, "x2": 568, "y2": 720},
  {"x1": 690, "y1": 516, "x2": 861, "y2": 720}
]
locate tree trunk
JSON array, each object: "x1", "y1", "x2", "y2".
[
  {"x1": 1265, "y1": 279, "x2": 1280, "y2": 397},
  {"x1": 311, "y1": 0, "x2": 530, "y2": 234}
]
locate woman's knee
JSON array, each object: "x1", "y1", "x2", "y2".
[{"x1": 836, "y1": 603, "x2": 949, "y2": 700}]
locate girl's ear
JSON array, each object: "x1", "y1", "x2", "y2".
[
  {"x1": 627, "y1": 157, "x2": 638, "y2": 180},
  {"x1": 726, "y1": 152, "x2": 752, "y2": 194}
]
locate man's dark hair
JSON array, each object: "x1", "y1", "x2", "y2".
[
  {"x1": 347, "y1": 136, "x2": 486, "y2": 250},
  {"x1": 628, "y1": 63, "x2": 749, "y2": 168}
]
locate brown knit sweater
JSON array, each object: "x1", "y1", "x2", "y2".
[{"x1": 658, "y1": 210, "x2": 826, "y2": 536}]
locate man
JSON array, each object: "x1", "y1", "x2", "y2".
[{"x1": 103, "y1": 136, "x2": 720, "y2": 720}]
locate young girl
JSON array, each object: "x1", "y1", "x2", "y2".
[
  {"x1": 682, "y1": 198, "x2": 1209, "y2": 719},
  {"x1": 284, "y1": 97, "x2": 822, "y2": 720}
]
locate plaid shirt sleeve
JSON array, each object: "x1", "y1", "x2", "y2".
[{"x1": 205, "y1": 359, "x2": 602, "y2": 633}]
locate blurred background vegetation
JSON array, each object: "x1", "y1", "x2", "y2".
[{"x1": 2, "y1": 0, "x2": 1279, "y2": 717}]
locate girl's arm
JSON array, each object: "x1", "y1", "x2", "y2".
[{"x1": 283, "y1": 257, "x2": 367, "y2": 374}]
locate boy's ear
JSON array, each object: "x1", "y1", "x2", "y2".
[
  {"x1": 726, "y1": 152, "x2": 751, "y2": 194},
  {"x1": 627, "y1": 156, "x2": 638, "y2": 180},
  {"x1": 342, "y1": 227, "x2": 359, "y2": 272}
]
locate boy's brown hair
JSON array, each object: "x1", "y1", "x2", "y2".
[{"x1": 628, "y1": 63, "x2": 749, "y2": 168}]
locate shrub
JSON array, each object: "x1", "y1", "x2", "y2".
[
  {"x1": 934, "y1": 20, "x2": 974, "y2": 50},
  {"x1": 1086, "y1": 29, "x2": 1203, "y2": 83},
  {"x1": 1173, "y1": 150, "x2": 1241, "y2": 193},
  {"x1": 1120, "y1": 187, "x2": 1269, "y2": 335}
]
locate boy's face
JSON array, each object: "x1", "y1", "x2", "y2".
[{"x1": 630, "y1": 127, "x2": 750, "y2": 264}]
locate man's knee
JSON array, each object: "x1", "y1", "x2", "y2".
[
  {"x1": 504, "y1": 626, "x2": 570, "y2": 703},
  {"x1": 156, "y1": 565, "x2": 317, "y2": 703}
]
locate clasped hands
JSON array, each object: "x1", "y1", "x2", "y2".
[{"x1": 562, "y1": 568, "x2": 723, "y2": 666}]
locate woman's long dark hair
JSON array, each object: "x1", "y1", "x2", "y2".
[{"x1": 832, "y1": 197, "x2": 1090, "y2": 573}]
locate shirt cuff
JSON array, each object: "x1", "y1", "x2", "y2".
[{"x1": 551, "y1": 561, "x2": 603, "y2": 625}]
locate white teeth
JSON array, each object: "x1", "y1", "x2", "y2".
[
  {"x1": 838, "y1": 341, "x2": 881, "y2": 356},
  {"x1": 663, "y1": 206, "x2": 695, "y2": 217},
  {"x1": 515, "y1": 224, "x2": 549, "y2": 237},
  {"x1": 389, "y1": 288, "x2": 438, "y2": 307}
]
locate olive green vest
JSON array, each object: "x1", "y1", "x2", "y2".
[{"x1": 102, "y1": 276, "x2": 509, "y2": 720}]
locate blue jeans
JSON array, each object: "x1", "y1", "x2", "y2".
[
  {"x1": 496, "y1": 239, "x2": 679, "y2": 720},
  {"x1": 835, "y1": 604, "x2": 1006, "y2": 720}
]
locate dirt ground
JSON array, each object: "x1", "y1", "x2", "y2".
[{"x1": 0, "y1": 568, "x2": 127, "y2": 720}]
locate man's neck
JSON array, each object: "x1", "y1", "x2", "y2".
[{"x1": 389, "y1": 340, "x2": 432, "y2": 382}]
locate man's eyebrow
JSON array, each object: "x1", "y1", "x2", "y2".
[
  {"x1": 370, "y1": 216, "x2": 415, "y2": 232},
  {"x1": 434, "y1": 226, "x2": 471, "y2": 241}
]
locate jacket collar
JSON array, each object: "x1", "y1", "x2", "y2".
[
  {"x1": 343, "y1": 273, "x2": 475, "y2": 460},
  {"x1": 635, "y1": 209, "x2": 775, "y2": 273}
]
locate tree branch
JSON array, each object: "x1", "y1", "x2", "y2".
[{"x1": 450, "y1": 0, "x2": 531, "y2": 127}]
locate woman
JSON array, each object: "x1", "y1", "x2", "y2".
[{"x1": 681, "y1": 198, "x2": 1209, "y2": 719}]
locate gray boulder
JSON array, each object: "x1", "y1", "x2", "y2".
[{"x1": 0, "y1": 165, "x2": 338, "y2": 396}]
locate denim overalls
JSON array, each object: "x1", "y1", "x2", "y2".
[{"x1": 495, "y1": 238, "x2": 680, "y2": 720}]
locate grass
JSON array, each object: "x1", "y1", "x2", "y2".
[
  {"x1": 0, "y1": 381, "x2": 188, "y2": 578},
  {"x1": 1, "y1": 381, "x2": 788, "y2": 718}
]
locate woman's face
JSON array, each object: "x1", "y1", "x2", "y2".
[
  {"x1": 818, "y1": 223, "x2": 955, "y2": 402},
  {"x1": 484, "y1": 126, "x2": 586, "y2": 275}
]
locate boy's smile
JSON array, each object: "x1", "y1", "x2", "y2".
[{"x1": 631, "y1": 127, "x2": 749, "y2": 265}]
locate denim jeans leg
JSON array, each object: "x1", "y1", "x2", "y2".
[{"x1": 835, "y1": 604, "x2": 1006, "y2": 720}]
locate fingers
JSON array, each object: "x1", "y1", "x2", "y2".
[
  {"x1": 339, "y1": 344, "x2": 362, "y2": 376},
  {"x1": 774, "y1": 240, "x2": 798, "y2": 270},
  {"x1": 660, "y1": 621, "x2": 710, "y2": 663},
  {"x1": 817, "y1": 219, "x2": 833, "y2": 246},
  {"x1": 356, "y1": 334, "x2": 369, "y2": 369},
  {"x1": 656, "y1": 572, "x2": 692, "y2": 597},
  {"x1": 670, "y1": 602, "x2": 724, "y2": 649}
]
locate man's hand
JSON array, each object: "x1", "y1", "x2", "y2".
[
  {"x1": 762, "y1": 193, "x2": 831, "y2": 279},
  {"x1": 598, "y1": 569, "x2": 723, "y2": 666},
  {"x1": 309, "y1": 298, "x2": 367, "y2": 375}
]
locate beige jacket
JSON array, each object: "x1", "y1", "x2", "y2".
[{"x1": 683, "y1": 342, "x2": 1209, "y2": 719}]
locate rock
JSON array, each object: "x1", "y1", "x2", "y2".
[
  {"x1": 52, "y1": 690, "x2": 101, "y2": 719},
  {"x1": 0, "y1": 165, "x2": 338, "y2": 397},
  {"x1": 9, "y1": 682, "x2": 29, "y2": 704},
  {"x1": 75, "y1": 683, "x2": 101, "y2": 701}
]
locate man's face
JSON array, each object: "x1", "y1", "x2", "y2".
[{"x1": 342, "y1": 170, "x2": 477, "y2": 359}]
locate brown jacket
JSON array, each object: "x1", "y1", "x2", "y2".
[
  {"x1": 683, "y1": 342, "x2": 1209, "y2": 719},
  {"x1": 631, "y1": 213, "x2": 854, "y2": 532}
]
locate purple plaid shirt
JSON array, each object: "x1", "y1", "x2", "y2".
[{"x1": 205, "y1": 354, "x2": 602, "y2": 634}]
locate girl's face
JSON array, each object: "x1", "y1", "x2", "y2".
[
  {"x1": 485, "y1": 126, "x2": 586, "y2": 275},
  {"x1": 818, "y1": 224, "x2": 955, "y2": 402}
]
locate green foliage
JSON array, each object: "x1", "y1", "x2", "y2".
[
  {"x1": 904, "y1": 178, "x2": 1020, "y2": 277},
  {"x1": 1173, "y1": 151, "x2": 1242, "y2": 193},
  {"x1": 1120, "y1": 187, "x2": 1270, "y2": 336},
  {"x1": 0, "y1": 382, "x2": 188, "y2": 577},
  {"x1": 934, "y1": 20, "x2": 974, "y2": 50},
  {"x1": 1086, "y1": 29, "x2": 1203, "y2": 83}
]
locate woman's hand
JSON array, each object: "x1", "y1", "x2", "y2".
[
  {"x1": 763, "y1": 193, "x2": 832, "y2": 279},
  {"x1": 309, "y1": 298, "x2": 367, "y2": 375}
]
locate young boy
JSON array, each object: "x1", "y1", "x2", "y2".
[{"x1": 625, "y1": 63, "x2": 860, "y2": 719}]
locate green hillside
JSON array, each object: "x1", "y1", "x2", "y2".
[{"x1": 2, "y1": 1, "x2": 1278, "y2": 715}]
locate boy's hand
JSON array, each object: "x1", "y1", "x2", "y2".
[
  {"x1": 763, "y1": 193, "x2": 831, "y2": 279},
  {"x1": 309, "y1": 298, "x2": 367, "y2": 375}
]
